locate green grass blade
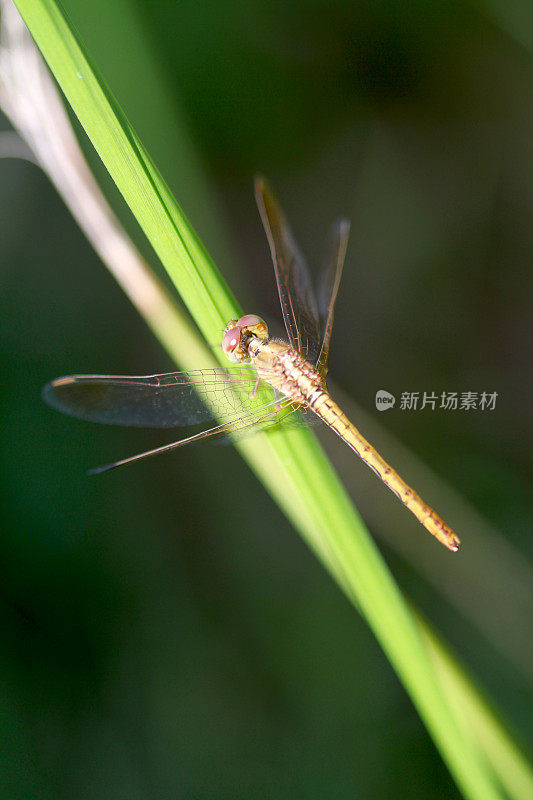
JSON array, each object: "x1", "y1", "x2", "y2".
[
  {"x1": 12, "y1": 1, "x2": 531, "y2": 798},
  {"x1": 418, "y1": 615, "x2": 533, "y2": 800}
]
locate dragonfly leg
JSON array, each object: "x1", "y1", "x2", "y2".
[
  {"x1": 272, "y1": 389, "x2": 303, "y2": 415},
  {"x1": 273, "y1": 388, "x2": 285, "y2": 413},
  {"x1": 249, "y1": 375, "x2": 261, "y2": 399}
]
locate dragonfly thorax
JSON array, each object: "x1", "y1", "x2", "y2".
[{"x1": 249, "y1": 338, "x2": 326, "y2": 407}]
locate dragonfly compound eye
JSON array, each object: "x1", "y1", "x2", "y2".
[
  {"x1": 236, "y1": 314, "x2": 269, "y2": 340},
  {"x1": 222, "y1": 324, "x2": 246, "y2": 362}
]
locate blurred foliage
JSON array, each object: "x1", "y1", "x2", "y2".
[{"x1": 1, "y1": 0, "x2": 532, "y2": 797}]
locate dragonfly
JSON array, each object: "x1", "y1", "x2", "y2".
[{"x1": 43, "y1": 177, "x2": 460, "y2": 552}]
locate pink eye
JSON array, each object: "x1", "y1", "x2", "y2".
[
  {"x1": 236, "y1": 314, "x2": 268, "y2": 340},
  {"x1": 237, "y1": 314, "x2": 263, "y2": 327},
  {"x1": 222, "y1": 326, "x2": 241, "y2": 356}
]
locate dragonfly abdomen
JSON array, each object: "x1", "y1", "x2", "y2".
[{"x1": 310, "y1": 392, "x2": 460, "y2": 551}]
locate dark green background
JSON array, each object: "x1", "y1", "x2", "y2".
[{"x1": 1, "y1": 1, "x2": 531, "y2": 797}]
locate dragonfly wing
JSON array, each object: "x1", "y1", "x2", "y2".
[
  {"x1": 88, "y1": 397, "x2": 299, "y2": 473},
  {"x1": 43, "y1": 368, "x2": 278, "y2": 428},
  {"x1": 315, "y1": 218, "x2": 350, "y2": 378},
  {"x1": 254, "y1": 176, "x2": 322, "y2": 364}
]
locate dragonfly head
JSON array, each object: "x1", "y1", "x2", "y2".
[{"x1": 222, "y1": 314, "x2": 269, "y2": 363}]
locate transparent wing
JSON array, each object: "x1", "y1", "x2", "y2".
[
  {"x1": 88, "y1": 396, "x2": 300, "y2": 474},
  {"x1": 42, "y1": 368, "x2": 280, "y2": 428},
  {"x1": 315, "y1": 218, "x2": 350, "y2": 379},
  {"x1": 254, "y1": 176, "x2": 321, "y2": 364}
]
